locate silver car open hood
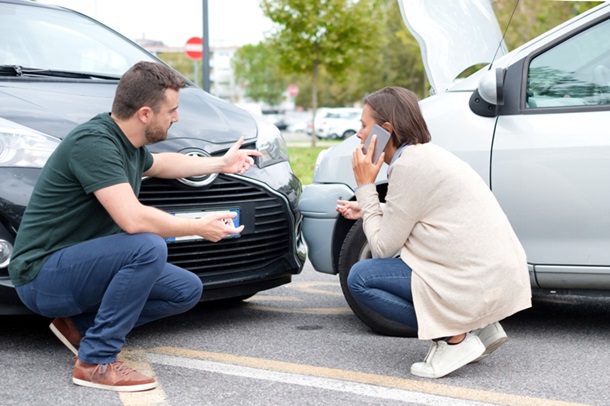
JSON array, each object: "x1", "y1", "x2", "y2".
[{"x1": 398, "y1": 0, "x2": 507, "y2": 94}]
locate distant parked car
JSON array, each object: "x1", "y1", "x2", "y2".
[
  {"x1": 299, "y1": 0, "x2": 610, "y2": 336},
  {"x1": 0, "y1": 0, "x2": 306, "y2": 315},
  {"x1": 286, "y1": 119, "x2": 309, "y2": 133},
  {"x1": 316, "y1": 108, "x2": 362, "y2": 139},
  {"x1": 262, "y1": 110, "x2": 288, "y2": 131},
  {"x1": 307, "y1": 107, "x2": 362, "y2": 139}
]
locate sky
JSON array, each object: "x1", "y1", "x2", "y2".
[{"x1": 39, "y1": 0, "x2": 275, "y2": 48}]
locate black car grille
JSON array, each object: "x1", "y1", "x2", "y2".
[{"x1": 138, "y1": 175, "x2": 293, "y2": 275}]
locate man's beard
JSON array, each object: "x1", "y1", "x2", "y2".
[{"x1": 144, "y1": 121, "x2": 169, "y2": 144}]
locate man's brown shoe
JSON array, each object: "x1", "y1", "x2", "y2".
[
  {"x1": 49, "y1": 317, "x2": 82, "y2": 356},
  {"x1": 73, "y1": 359, "x2": 157, "y2": 392}
]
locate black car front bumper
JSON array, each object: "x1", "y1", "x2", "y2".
[{"x1": 0, "y1": 168, "x2": 306, "y2": 314}]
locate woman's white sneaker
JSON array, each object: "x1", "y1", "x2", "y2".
[
  {"x1": 472, "y1": 321, "x2": 508, "y2": 362},
  {"x1": 410, "y1": 333, "x2": 485, "y2": 379}
]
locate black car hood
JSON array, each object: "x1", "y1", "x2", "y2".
[{"x1": 0, "y1": 79, "x2": 257, "y2": 152}]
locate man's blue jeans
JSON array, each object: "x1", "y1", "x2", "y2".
[
  {"x1": 16, "y1": 233, "x2": 203, "y2": 364},
  {"x1": 347, "y1": 257, "x2": 418, "y2": 331}
]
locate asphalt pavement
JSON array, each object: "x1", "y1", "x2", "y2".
[{"x1": 2, "y1": 261, "x2": 610, "y2": 405}]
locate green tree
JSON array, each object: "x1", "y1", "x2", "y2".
[
  {"x1": 232, "y1": 41, "x2": 287, "y2": 106},
  {"x1": 493, "y1": 1, "x2": 601, "y2": 50},
  {"x1": 261, "y1": 0, "x2": 383, "y2": 146},
  {"x1": 288, "y1": 0, "x2": 427, "y2": 106},
  {"x1": 348, "y1": 0, "x2": 427, "y2": 98}
]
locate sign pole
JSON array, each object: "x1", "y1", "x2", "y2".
[
  {"x1": 194, "y1": 62, "x2": 199, "y2": 88},
  {"x1": 202, "y1": 0, "x2": 210, "y2": 93}
]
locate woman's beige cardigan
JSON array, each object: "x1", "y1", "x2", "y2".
[{"x1": 355, "y1": 143, "x2": 532, "y2": 340}]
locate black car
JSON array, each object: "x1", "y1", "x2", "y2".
[{"x1": 0, "y1": 0, "x2": 306, "y2": 314}]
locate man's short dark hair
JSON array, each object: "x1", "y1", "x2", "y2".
[{"x1": 112, "y1": 61, "x2": 187, "y2": 120}]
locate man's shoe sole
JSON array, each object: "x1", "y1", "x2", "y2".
[
  {"x1": 49, "y1": 321, "x2": 79, "y2": 356},
  {"x1": 73, "y1": 377, "x2": 157, "y2": 392}
]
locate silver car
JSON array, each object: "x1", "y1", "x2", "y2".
[{"x1": 299, "y1": 0, "x2": 610, "y2": 337}]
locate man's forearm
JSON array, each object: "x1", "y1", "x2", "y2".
[{"x1": 147, "y1": 152, "x2": 225, "y2": 179}]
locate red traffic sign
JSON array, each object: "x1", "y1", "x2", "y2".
[
  {"x1": 185, "y1": 36, "x2": 203, "y2": 61},
  {"x1": 287, "y1": 84, "x2": 299, "y2": 98}
]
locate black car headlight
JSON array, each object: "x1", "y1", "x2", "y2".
[
  {"x1": 0, "y1": 240, "x2": 11, "y2": 269},
  {"x1": 254, "y1": 115, "x2": 289, "y2": 168},
  {"x1": 0, "y1": 118, "x2": 59, "y2": 168}
]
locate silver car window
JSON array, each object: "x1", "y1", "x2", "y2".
[{"x1": 526, "y1": 18, "x2": 610, "y2": 108}]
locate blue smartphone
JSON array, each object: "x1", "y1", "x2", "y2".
[{"x1": 362, "y1": 124, "x2": 391, "y2": 164}]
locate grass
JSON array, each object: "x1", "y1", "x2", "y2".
[{"x1": 287, "y1": 145, "x2": 329, "y2": 186}]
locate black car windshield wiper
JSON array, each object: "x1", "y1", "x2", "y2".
[{"x1": 0, "y1": 65, "x2": 120, "y2": 80}]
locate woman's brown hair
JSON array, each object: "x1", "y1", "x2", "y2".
[{"x1": 363, "y1": 86, "x2": 431, "y2": 147}]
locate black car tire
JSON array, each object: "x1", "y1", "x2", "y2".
[{"x1": 338, "y1": 219, "x2": 418, "y2": 337}]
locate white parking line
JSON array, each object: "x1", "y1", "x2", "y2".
[
  {"x1": 148, "y1": 352, "x2": 492, "y2": 406},
  {"x1": 147, "y1": 347, "x2": 587, "y2": 406}
]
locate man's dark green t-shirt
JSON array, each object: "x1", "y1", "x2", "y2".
[{"x1": 8, "y1": 113, "x2": 154, "y2": 286}]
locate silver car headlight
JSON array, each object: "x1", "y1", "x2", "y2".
[
  {"x1": 0, "y1": 118, "x2": 60, "y2": 168},
  {"x1": 254, "y1": 115, "x2": 289, "y2": 168},
  {"x1": 313, "y1": 148, "x2": 329, "y2": 178}
]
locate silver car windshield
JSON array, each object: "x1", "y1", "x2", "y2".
[{"x1": 0, "y1": 2, "x2": 155, "y2": 76}]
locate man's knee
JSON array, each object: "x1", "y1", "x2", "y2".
[
  {"x1": 135, "y1": 233, "x2": 168, "y2": 265},
  {"x1": 185, "y1": 275, "x2": 203, "y2": 307},
  {"x1": 139, "y1": 233, "x2": 167, "y2": 253},
  {"x1": 169, "y1": 267, "x2": 202, "y2": 309}
]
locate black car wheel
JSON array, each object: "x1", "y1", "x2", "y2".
[{"x1": 338, "y1": 219, "x2": 418, "y2": 337}]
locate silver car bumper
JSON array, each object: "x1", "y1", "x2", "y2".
[{"x1": 299, "y1": 183, "x2": 355, "y2": 274}]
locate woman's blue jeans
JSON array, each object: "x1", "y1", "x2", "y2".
[
  {"x1": 15, "y1": 233, "x2": 203, "y2": 364},
  {"x1": 347, "y1": 257, "x2": 418, "y2": 331}
]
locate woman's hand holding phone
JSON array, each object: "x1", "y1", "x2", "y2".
[
  {"x1": 362, "y1": 124, "x2": 391, "y2": 164},
  {"x1": 353, "y1": 124, "x2": 390, "y2": 186}
]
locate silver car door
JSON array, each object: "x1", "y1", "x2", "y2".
[{"x1": 491, "y1": 18, "x2": 610, "y2": 289}]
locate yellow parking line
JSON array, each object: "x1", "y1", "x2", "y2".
[
  {"x1": 245, "y1": 295, "x2": 301, "y2": 302},
  {"x1": 287, "y1": 281, "x2": 344, "y2": 296},
  {"x1": 245, "y1": 281, "x2": 350, "y2": 314},
  {"x1": 247, "y1": 303, "x2": 352, "y2": 315},
  {"x1": 150, "y1": 347, "x2": 587, "y2": 406}
]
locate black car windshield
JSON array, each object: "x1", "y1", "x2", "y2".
[{"x1": 0, "y1": 2, "x2": 156, "y2": 77}]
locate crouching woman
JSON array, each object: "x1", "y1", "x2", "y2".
[{"x1": 336, "y1": 86, "x2": 532, "y2": 379}]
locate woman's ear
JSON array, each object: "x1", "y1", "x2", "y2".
[{"x1": 382, "y1": 122, "x2": 393, "y2": 135}]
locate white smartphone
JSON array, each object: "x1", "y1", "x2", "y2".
[{"x1": 362, "y1": 124, "x2": 391, "y2": 164}]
